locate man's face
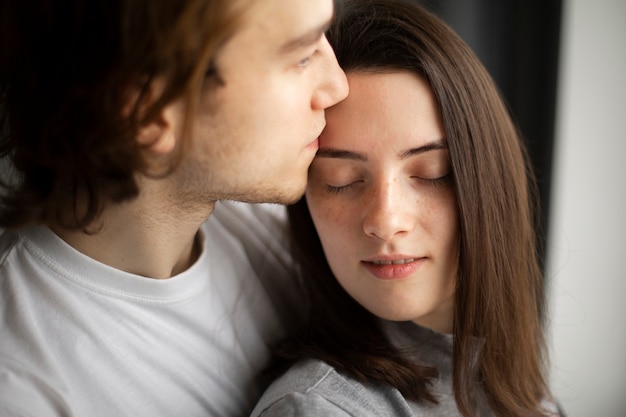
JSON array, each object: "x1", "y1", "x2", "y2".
[{"x1": 172, "y1": 0, "x2": 348, "y2": 206}]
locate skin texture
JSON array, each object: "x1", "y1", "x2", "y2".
[
  {"x1": 306, "y1": 71, "x2": 458, "y2": 334},
  {"x1": 54, "y1": 0, "x2": 348, "y2": 279},
  {"x1": 160, "y1": 0, "x2": 349, "y2": 207}
]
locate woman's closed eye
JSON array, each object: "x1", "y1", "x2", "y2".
[
  {"x1": 409, "y1": 151, "x2": 452, "y2": 187},
  {"x1": 411, "y1": 171, "x2": 452, "y2": 187},
  {"x1": 325, "y1": 180, "x2": 364, "y2": 195}
]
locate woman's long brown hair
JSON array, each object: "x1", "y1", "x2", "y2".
[{"x1": 281, "y1": 0, "x2": 552, "y2": 416}]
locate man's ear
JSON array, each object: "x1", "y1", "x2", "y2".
[
  {"x1": 124, "y1": 78, "x2": 179, "y2": 158},
  {"x1": 136, "y1": 111, "x2": 176, "y2": 157}
]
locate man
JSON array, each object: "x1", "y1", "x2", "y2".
[{"x1": 0, "y1": 0, "x2": 348, "y2": 415}]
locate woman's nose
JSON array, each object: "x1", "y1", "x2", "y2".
[{"x1": 362, "y1": 180, "x2": 415, "y2": 241}]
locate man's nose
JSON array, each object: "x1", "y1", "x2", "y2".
[{"x1": 311, "y1": 36, "x2": 348, "y2": 110}]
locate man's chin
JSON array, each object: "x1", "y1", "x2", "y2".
[
  {"x1": 266, "y1": 183, "x2": 307, "y2": 206},
  {"x1": 225, "y1": 180, "x2": 307, "y2": 206}
]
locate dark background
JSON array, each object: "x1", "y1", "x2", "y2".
[{"x1": 416, "y1": 0, "x2": 563, "y2": 264}]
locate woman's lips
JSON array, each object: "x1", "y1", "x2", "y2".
[
  {"x1": 361, "y1": 257, "x2": 426, "y2": 280},
  {"x1": 369, "y1": 258, "x2": 417, "y2": 265}
]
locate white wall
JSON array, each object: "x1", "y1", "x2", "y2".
[{"x1": 547, "y1": 1, "x2": 626, "y2": 416}]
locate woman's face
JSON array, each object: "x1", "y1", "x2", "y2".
[{"x1": 306, "y1": 71, "x2": 459, "y2": 334}]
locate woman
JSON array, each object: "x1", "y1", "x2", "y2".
[{"x1": 252, "y1": 0, "x2": 559, "y2": 415}]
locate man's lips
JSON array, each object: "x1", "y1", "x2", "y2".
[
  {"x1": 306, "y1": 137, "x2": 319, "y2": 150},
  {"x1": 308, "y1": 122, "x2": 325, "y2": 149}
]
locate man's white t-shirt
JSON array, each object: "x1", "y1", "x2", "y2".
[{"x1": 0, "y1": 201, "x2": 302, "y2": 417}]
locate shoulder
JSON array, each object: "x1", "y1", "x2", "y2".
[
  {"x1": 541, "y1": 395, "x2": 565, "y2": 416},
  {"x1": 0, "y1": 355, "x2": 68, "y2": 416},
  {"x1": 0, "y1": 228, "x2": 20, "y2": 267},
  {"x1": 252, "y1": 359, "x2": 412, "y2": 417},
  {"x1": 251, "y1": 359, "x2": 356, "y2": 417}
]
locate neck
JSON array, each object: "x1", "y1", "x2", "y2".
[{"x1": 51, "y1": 189, "x2": 215, "y2": 279}]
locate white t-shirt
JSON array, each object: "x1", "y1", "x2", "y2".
[{"x1": 0, "y1": 201, "x2": 302, "y2": 417}]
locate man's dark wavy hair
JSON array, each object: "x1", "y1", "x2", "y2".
[{"x1": 0, "y1": 0, "x2": 243, "y2": 230}]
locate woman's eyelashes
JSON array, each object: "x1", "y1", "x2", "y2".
[
  {"x1": 409, "y1": 153, "x2": 452, "y2": 186},
  {"x1": 325, "y1": 181, "x2": 363, "y2": 195},
  {"x1": 322, "y1": 171, "x2": 452, "y2": 196},
  {"x1": 313, "y1": 151, "x2": 452, "y2": 196},
  {"x1": 411, "y1": 172, "x2": 452, "y2": 187}
]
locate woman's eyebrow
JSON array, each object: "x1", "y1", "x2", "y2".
[
  {"x1": 399, "y1": 139, "x2": 448, "y2": 160},
  {"x1": 315, "y1": 148, "x2": 368, "y2": 161},
  {"x1": 316, "y1": 139, "x2": 447, "y2": 161}
]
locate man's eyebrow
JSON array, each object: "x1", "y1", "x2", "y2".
[
  {"x1": 399, "y1": 139, "x2": 448, "y2": 159},
  {"x1": 279, "y1": 20, "x2": 331, "y2": 54}
]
